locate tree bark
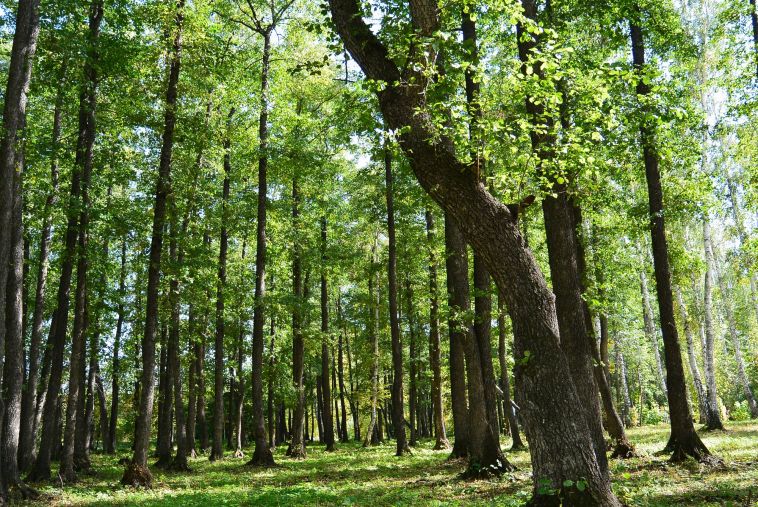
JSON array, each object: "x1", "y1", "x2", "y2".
[
  {"x1": 319, "y1": 217, "x2": 336, "y2": 451},
  {"x1": 496, "y1": 296, "x2": 524, "y2": 451},
  {"x1": 711, "y1": 240, "x2": 758, "y2": 418},
  {"x1": 329, "y1": 0, "x2": 619, "y2": 501},
  {"x1": 363, "y1": 240, "x2": 381, "y2": 447},
  {"x1": 247, "y1": 28, "x2": 275, "y2": 467},
  {"x1": 169, "y1": 219, "x2": 189, "y2": 470},
  {"x1": 106, "y1": 238, "x2": 127, "y2": 454},
  {"x1": 18, "y1": 58, "x2": 67, "y2": 472},
  {"x1": 337, "y1": 311, "x2": 349, "y2": 443},
  {"x1": 444, "y1": 216, "x2": 469, "y2": 459},
  {"x1": 640, "y1": 270, "x2": 668, "y2": 400},
  {"x1": 384, "y1": 148, "x2": 409, "y2": 457},
  {"x1": 288, "y1": 177, "x2": 306, "y2": 458},
  {"x1": 674, "y1": 286, "x2": 708, "y2": 424},
  {"x1": 122, "y1": 0, "x2": 184, "y2": 487},
  {"x1": 701, "y1": 218, "x2": 724, "y2": 430},
  {"x1": 630, "y1": 17, "x2": 713, "y2": 462},
  {"x1": 424, "y1": 210, "x2": 449, "y2": 450},
  {"x1": 405, "y1": 279, "x2": 418, "y2": 447}
]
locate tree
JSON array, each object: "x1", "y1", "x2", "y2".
[
  {"x1": 122, "y1": 0, "x2": 185, "y2": 486},
  {"x1": 629, "y1": 14, "x2": 714, "y2": 462}
]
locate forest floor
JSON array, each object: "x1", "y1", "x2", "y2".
[{"x1": 19, "y1": 420, "x2": 758, "y2": 506}]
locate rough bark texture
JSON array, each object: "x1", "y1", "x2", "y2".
[
  {"x1": 630, "y1": 18, "x2": 713, "y2": 463},
  {"x1": 516, "y1": 0, "x2": 608, "y2": 473},
  {"x1": 329, "y1": 0, "x2": 619, "y2": 502},
  {"x1": 169, "y1": 221, "x2": 189, "y2": 471},
  {"x1": 122, "y1": 0, "x2": 184, "y2": 487},
  {"x1": 444, "y1": 216, "x2": 469, "y2": 459}
]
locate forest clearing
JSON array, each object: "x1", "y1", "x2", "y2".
[{"x1": 1, "y1": 0, "x2": 758, "y2": 505}]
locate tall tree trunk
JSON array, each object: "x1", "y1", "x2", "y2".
[
  {"x1": 727, "y1": 177, "x2": 758, "y2": 326},
  {"x1": 248, "y1": 29, "x2": 275, "y2": 467},
  {"x1": 345, "y1": 327, "x2": 360, "y2": 441},
  {"x1": 514, "y1": 0, "x2": 608, "y2": 473},
  {"x1": 60, "y1": 1, "x2": 103, "y2": 481},
  {"x1": 425, "y1": 210, "x2": 449, "y2": 450},
  {"x1": 712, "y1": 243, "x2": 758, "y2": 418},
  {"x1": 196, "y1": 323, "x2": 209, "y2": 454},
  {"x1": 572, "y1": 207, "x2": 635, "y2": 458},
  {"x1": 640, "y1": 270, "x2": 668, "y2": 399},
  {"x1": 337, "y1": 313, "x2": 349, "y2": 443},
  {"x1": 18, "y1": 58, "x2": 66, "y2": 472},
  {"x1": 267, "y1": 315, "x2": 276, "y2": 450},
  {"x1": 363, "y1": 241, "x2": 380, "y2": 447},
  {"x1": 122, "y1": 0, "x2": 184, "y2": 486},
  {"x1": 405, "y1": 279, "x2": 418, "y2": 447},
  {"x1": 288, "y1": 177, "x2": 306, "y2": 458},
  {"x1": 496, "y1": 297, "x2": 524, "y2": 450},
  {"x1": 210, "y1": 108, "x2": 234, "y2": 462},
  {"x1": 701, "y1": 219, "x2": 725, "y2": 430},
  {"x1": 107, "y1": 238, "x2": 127, "y2": 454},
  {"x1": 319, "y1": 217, "x2": 335, "y2": 451},
  {"x1": 384, "y1": 149, "x2": 409, "y2": 457},
  {"x1": 329, "y1": 0, "x2": 620, "y2": 501},
  {"x1": 168, "y1": 219, "x2": 189, "y2": 470},
  {"x1": 444, "y1": 216, "x2": 469, "y2": 459},
  {"x1": 156, "y1": 324, "x2": 173, "y2": 466},
  {"x1": 674, "y1": 286, "x2": 708, "y2": 424},
  {"x1": 630, "y1": 17, "x2": 713, "y2": 462}
]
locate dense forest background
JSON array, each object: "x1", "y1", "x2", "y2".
[{"x1": 0, "y1": 0, "x2": 757, "y2": 505}]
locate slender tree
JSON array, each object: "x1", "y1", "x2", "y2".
[
  {"x1": 122, "y1": 0, "x2": 184, "y2": 486},
  {"x1": 629, "y1": 14, "x2": 713, "y2": 461}
]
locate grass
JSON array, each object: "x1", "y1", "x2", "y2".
[{"x1": 19, "y1": 420, "x2": 758, "y2": 506}]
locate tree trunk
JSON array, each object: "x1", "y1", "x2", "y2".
[
  {"x1": 107, "y1": 238, "x2": 127, "y2": 454},
  {"x1": 674, "y1": 286, "x2": 708, "y2": 424},
  {"x1": 288, "y1": 177, "x2": 306, "y2": 458},
  {"x1": 711, "y1": 242, "x2": 758, "y2": 418},
  {"x1": 345, "y1": 328, "x2": 360, "y2": 441},
  {"x1": 444, "y1": 215, "x2": 469, "y2": 459},
  {"x1": 384, "y1": 148, "x2": 409, "y2": 457},
  {"x1": 630, "y1": 17, "x2": 713, "y2": 462},
  {"x1": 425, "y1": 210, "x2": 449, "y2": 450},
  {"x1": 329, "y1": 0, "x2": 620, "y2": 501},
  {"x1": 319, "y1": 217, "x2": 336, "y2": 451},
  {"x1": 701, "y1": 219, "x2": 725, "y2": 430},
  {"x1": 122, "y1": 0, "x2": 184, "y2": 486},
  {"x1": 727, "y1": 176, "x2": 758, "y2": 326},
  {"x1": 405, "y1": 279, "x2": 418, "y2": 447},
  {"x1": 60, "y1": 1, "x2": 103, "y2": 481},
  {"x1": 247, "y1": 28, "x2": 275, "y2": 467},
  {"x1": 337, "y1": 314, "x2": 349, "y2": 443},
  {"x1": 640, "y1": 270, "x2": 668, "y2": 400},
  {"x1": 496, "y1": 296, "x2": 524, "y2": 450},
  {"x1": 210, "y1": 108, "x2": 234, "y2": 462},
  {"x1": 155, "y1": 325, "x2": 173, "y2": 467},
  {"x1": 168, "y1": 219, "x2": 189, "y2": 470},
  {"x1": 18, "y1": 57, "x2": 66, "y2": 472},
  {"x1": 197, "y1": 325, "x2": 209, "y2": 454},
  {"x1": 363, "y1": 240, "x2": 380, "y2": 447}
]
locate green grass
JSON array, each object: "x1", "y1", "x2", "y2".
[{"x1": 20, "y1": 420, "x2": 758, "y2": 506}]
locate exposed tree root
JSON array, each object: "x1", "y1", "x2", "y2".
[
  {"x1": 120, "y1": 462, "x2": 153, "y2": 488},
  {"x1": 189, "y1": 449, "x2": 197, "y2": 459},
  {"x1": 289, "y1": 447, "x2": 306, "y2": 460},
  {"x1": 26, "y1": 465, "x2": 51, "y2": 483},
  {"x1": 461, "y1": 458, "x2": 517, "y2": 479},
  {"x1": 246, "y1": 448, "x2": 275, "y2": 467},
  {"x1": 233, "y1": 449, "x2": 245, "y2": 459},
  {"x1": 433, "y1": 438, "x2": 451, "y2": 451},
  {"x1": 610, "y1": 439, "x2": 638, "y2": 459},
  {"x1": 167, "y1": 458, "x2": 191, "y2": 472}
]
